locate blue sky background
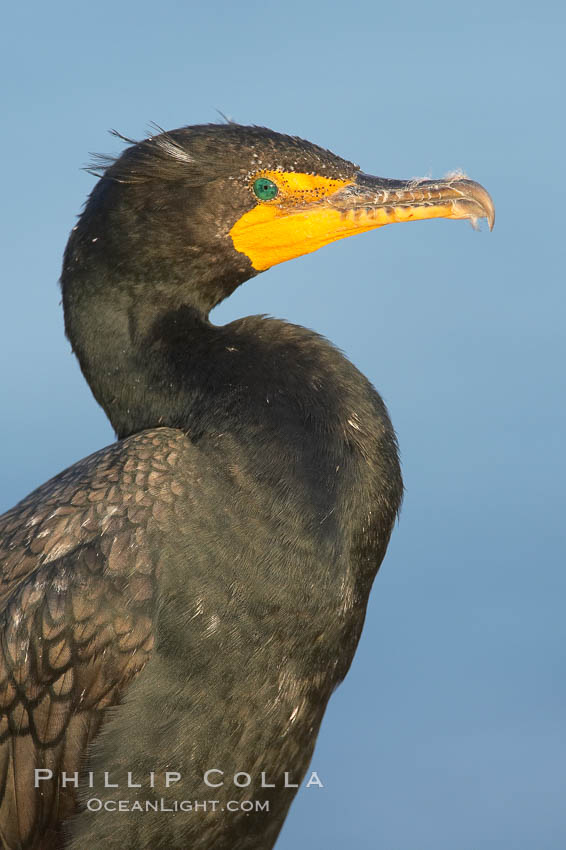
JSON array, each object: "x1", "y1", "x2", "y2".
[{"x1": 1, "y1": 1, "x2": 564, "y2": 847}]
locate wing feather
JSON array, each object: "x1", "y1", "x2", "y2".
[{"x1": 0, "y1": 428, "x2": 188, "y2": 848}]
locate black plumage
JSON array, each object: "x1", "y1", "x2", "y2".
[{"x1": 0, "y1": 123, "x2": 493, "y2": 849}]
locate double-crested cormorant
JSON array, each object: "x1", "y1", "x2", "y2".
[{"x1": 0, "y1": 124, "x2": 493, "y2": 849}]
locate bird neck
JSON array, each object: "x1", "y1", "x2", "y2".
[
  {"x1": 62, "y1": 260, "x2": 362, "y2": 456},
  {"x1": 63, "y1": 270, "x2": 236, "y2": 439},
  {"x1": 60, "y1": 169, "x2": 262, "y2": 438}
]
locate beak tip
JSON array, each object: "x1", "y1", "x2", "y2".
[
  {"x1": 463, "y1": 179, "x2": 495, "y2": 232},
  {"x1": 485, "y1": 197, "x2": 495, "y2": 231}
]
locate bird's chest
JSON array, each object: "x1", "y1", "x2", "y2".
[{"x1": 155, "y1": 428, "x2": 367, "y2": 696}]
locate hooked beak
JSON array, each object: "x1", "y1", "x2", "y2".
[
  {"x1": 330, "y1": 172, "x2": 495, "y2": 232},
  {"x1": 230, "y1": 169, "x2": 494, "y2": 272}
]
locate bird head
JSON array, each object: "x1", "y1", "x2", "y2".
[{"x1": 67, "y1": 123, "x2": 493, "y2": 315}]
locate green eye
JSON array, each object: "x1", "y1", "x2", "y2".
[{"x1": 253, "y1": 177, "x2": 278, "y2": 201}]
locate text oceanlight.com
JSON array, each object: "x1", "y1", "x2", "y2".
[{"x1": 85, "y1": 799, "x2": 271, "y2": 813}]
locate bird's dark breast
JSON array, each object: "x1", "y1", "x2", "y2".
[
  {"x1": 143, "y1": 311, "x2": 403, "y2": 629},
  {"x1": 74, "y1": 318, "x2": 399, "y2": 849},
  {"x1": 67, "y1": 399, "x2": 400, "y2": 848},
  {"x1": 0, "y1": 325, "x2": 401, "y2": 849}
]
